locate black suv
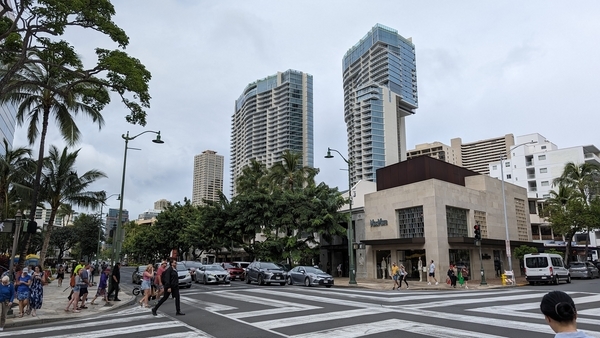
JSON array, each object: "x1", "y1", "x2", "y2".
[{"x1": 245, "y1": 261, "x2": 287, "y2": 286}]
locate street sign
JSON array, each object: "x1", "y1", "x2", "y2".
[{"x1": 0, "y1": 221, "x2": 13, "y2": 233}]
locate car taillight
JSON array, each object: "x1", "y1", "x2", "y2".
[
  {"x1": 524, "y1": 268, "x2": 527, "y2": 275},
  {"x1": 549, "y1": 266, "x2": 553, "y2": 275}
]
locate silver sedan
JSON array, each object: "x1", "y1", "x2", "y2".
[
  {"x1": 195, "y1": 264, "x2": 230, "y2": 284},
  {"x1": 287, "y1": 266, "x2": 334, "y2": 287},
  {"x1": 569, "y1": 262, "x2": 600, "y2": 279}
]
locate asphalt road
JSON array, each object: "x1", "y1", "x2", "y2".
[{"x1": 3, "y1": 272, "x2": 599, "y2": 338}]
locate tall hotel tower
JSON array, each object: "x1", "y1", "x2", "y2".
[
  {"x1": 192, "y1": 150, "x2": 224, "y2": 205},
  {"x1": 343, "y1": 24, "x2": 418, "y2": 185},
  {"x1": 231, "y1": 69, "x2": 313, "y2": 195}
]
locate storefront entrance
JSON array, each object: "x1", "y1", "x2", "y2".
[{"x1": 375, "y1": 250, "x2": 391, "y2": 279}]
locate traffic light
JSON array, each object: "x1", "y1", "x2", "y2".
[
  {"x1": 474, "y1": 224, "x2": 481, "y2": 240},
  {"x1": 26, "y1": 220, "x2": 38, "y2": 234}
]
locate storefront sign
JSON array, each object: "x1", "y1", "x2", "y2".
[{"x1": 370, "y1": 218, "x2": 388, "y2": 227}]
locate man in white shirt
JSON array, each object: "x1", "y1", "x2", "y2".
[{"x1": 427, "y1": 260, "x2": 439, "y2": 285}]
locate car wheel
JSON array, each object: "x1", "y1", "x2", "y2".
[
  {"x1": 258, "y1": 275, "x2": 264, "y2": 286},
  {"x1": 186, "y1": 285, "x2": 192, "y2": 289},
  {"x1": 554, "y1": 276, "x2": 559, "y2": 285},
  {"x1": 528, "y1": 281, "x2": 535, "y2": 286},
  {"x1": 325, "y1": 285, "x2": 332, "y2": 288},
  {"x1": 567, "y1": 275, "x2": 571, "y2": 283},
  {"x1": 287, "y1": 276, "x2": 293, "y2": 285},
  {"x1": 245, "y1": 275, "x2": 251, "y2": 284},
  {"x1": 132, "y1": 287, "x2": 140, "y2": 296},
  {"x1": 280, "y1": 282, "x2": 285, "y2": 286},
  {"x1": 304, "y1": 277, "x2": 311, "y2": 287}
]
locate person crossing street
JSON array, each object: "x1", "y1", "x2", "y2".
[{"x1": 152, "y1": 260, "x2": 184, "y2": 316}]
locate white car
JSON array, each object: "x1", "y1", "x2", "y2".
[{"x1": 524, "y1": 253, "x2": 571, "y2": 285}]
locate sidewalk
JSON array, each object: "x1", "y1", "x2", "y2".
[
  {"x1": 4, "y1": 279, "x2": 135, "y2": 329},
  {"x1": 333, "y1": 275, "x2": 527, "y2": 291}
]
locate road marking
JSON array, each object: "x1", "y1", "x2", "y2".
[
  {"x1": 579, "y1": 308, "x2": 600, "y2": 317},
  {"x1": 181, "y1": 296, "x2": 237, "y2": 311},
  {"x1": 251, "y1": 308, "x2": 389, "y2": 330},
  {"x1": 43, "y1": 322, "x2": 187, "y2": 338},
  {"x1": 228, "y1": 305, "x2": 321, "y2": 319},
  {"x1": 290, "y1": 318, "x2": 507, "y2": 338},
  {"x1": 212, "y1": 290, "x2": 315, "y2": 308}
]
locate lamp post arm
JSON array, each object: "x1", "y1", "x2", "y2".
[
  {"x1": 327, "y1": 147, "x2": 349, "y2": 164},
  {"x1": 124, "y1": 130, "x2": 161, "y2": 141}
]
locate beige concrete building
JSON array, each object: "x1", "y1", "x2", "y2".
[
  {"x1": 406, "y1": 141, "x2": 460, "y2": 165},
  {"x1": 192, "y1": 150, "x2": 224, "y2": 206},
  {"x1": 154, "y1": 199, "x2": 170, "y2": 211},
  {"x1": 358, "y1": 156, "x2": 538, "y2": 281}
]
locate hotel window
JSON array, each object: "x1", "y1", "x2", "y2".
[
  {"x1": 538, "y1": 155, "x2": 546, "y2": 160},
  {"x1": 541, "y1": 181, "x2": 549, "y2": 186},
  {"x1": 506, "y1": 174, "x2": 512, "y2": 179},
  {"x1": 492, "y1": 165, "x2": 497, "y2": 170},
  {"x1": 541, "y1": 145, "x2": 546, "y2": 149},
  {"x1": 446, "y1": 206, "x2": 468, "y2": 237},
  {"x1": 505, "y1": 162, "x2": 510, "y2": 167},
  {"x1": 540, "y1": 168, "x2": 548, "y2": 173}
]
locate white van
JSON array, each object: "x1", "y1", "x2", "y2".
[{"x1": 524, "y1": 253, "x2": 571, "y2": 285}]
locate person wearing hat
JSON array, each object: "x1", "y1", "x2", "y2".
[
  {"x1": 0, "y1": 276, "x2": 15, "y2": 331},
  {"x1": 90, "y1": 268, "x2": 111, "y2": 306}
]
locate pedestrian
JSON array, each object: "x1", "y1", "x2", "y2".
[
  {"x1": 427, "y1": 260, "x2": 438, "y2": 285},
  {"x1": 107, "y1": 262, "x2": 121, "y2": 301},
  {"x1": 154, "y1": 260, "x2": 168, "y2": 302},
  {"x1": 29, "y1": 265, "x2": 45, "y2": 317},
  {"x1": 78, "y1": 263, "x2": 91, "y2": 309},
  {"x1": 447, "y1": 264, "x2": 457, "y2": 288},
  {"x1": 540, "y1": 290, "x2": 593, "y2": 338},
  {"x1": 15, "y1": 268, "x2": 32, "y2": 317},
  {"x1": 399, "y1": 264, "x2": 409, "y2": 289},
  {"x1": 139, "y1": 264, "x2": 154, "y2": 308},
  {"x1": 57, "y1": 265, "x2": 65, "y2": 287},
  {"x1": 460, "y1": 266, "x2": 469, "y2": 289},
  {"x1": 494, "y1": 260, "x2": 501, "y2": 277},
  {"x1": 0, "y1": 276, "x2": 15, "y2": 331},
  {"x1": 152, "y1": 260, "x2": 184, "y2": 316},
  {"x1": 390, "y1": 262, "x2": 400, "y2": 290},
  {"x1": 90, "y1": 268, "x2": 110, "y2": 306},
  {"x1": 65, "y1": 268, "x2": 82, "y2": 313},
  {"x1": 337, "y1": 263, "x2": 342, "y2": 277}
]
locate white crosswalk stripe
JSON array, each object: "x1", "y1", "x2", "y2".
[
  {"x1": 191, "y1": 287, "x2": 600, "y2": 338},
  {"x1": 1, "y1": 306, "x2": 214, "y2": 338}
]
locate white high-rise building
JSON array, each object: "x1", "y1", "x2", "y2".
[
  {"x1": 488, "y1": 133, "x2": 600, "y2": 248},
  {"x1": 230, "y1": 69, "x2": 313, "y2": 196},
  {"x1": 192, "y1": 150, "x2": 224, "y2": 206},
  {"x1": 343, "y1": 24, "x2": 418, "y2": 185}
]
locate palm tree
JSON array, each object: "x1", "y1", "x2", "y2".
[
  {"x1": 0, "y1": 59, "x2": 108, "y2": 257},
  {"x1": 544, "y1": 183, "x2": 582, "y2": 264},
  {"x1": 0, "y1": 138, "x2": 35, "y2": 219},
  {"x1": 37, "y1": 145, "x2": 106, "y2": 267},
  {"x1": 268, "y1": 150, "x2": 319, "y2": 191},
  {"x1": 553, "y1": 162, "x2": 600, "y2": 257},
  {"x1": 235, "y1": 159, "x2": 269, "y2": 194}
]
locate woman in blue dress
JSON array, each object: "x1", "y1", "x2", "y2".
[
  {"x1": 15, "y1": 268, "x2": 32, "y2": 318},
  {"x1": 29, "y1": 265, "x2": 44, "y2": 316}
]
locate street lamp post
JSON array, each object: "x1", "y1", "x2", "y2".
[
  {"x1": 9, "y1": 210, "x2": 22, "y2": 278},
  {"x1": 112, "y1": 131, "x2": 164, "y2": 265},
  {"x1": 97, "y1": 193, "x2": 120, "y2": 263},
  {"x1": 500, "y1": 141, "x2": 536, "y2": 275},
  {"x1": 325, "y1": 147, "x2": 357, "y2": 285}
]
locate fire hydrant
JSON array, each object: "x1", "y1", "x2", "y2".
[{"x1": 501, "y1": 273, "x2": 507, "y2": 285}]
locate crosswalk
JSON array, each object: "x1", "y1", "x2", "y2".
[{"x1": 4, "y1": 287, "x2": 600, "y2": 338}]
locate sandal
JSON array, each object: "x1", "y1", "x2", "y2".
[
  {"x1": 18, "y1": 313, "x2": 24, "y2": 318},
  {"x1": 72, "y1": 310, "x2": 80, "y2": 313}
]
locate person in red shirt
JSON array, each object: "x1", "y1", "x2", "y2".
[{"x1": 154, "y1": 260, "x2": 168, "y2": 302}]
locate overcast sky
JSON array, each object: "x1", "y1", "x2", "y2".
[{"x1": 13, "y1": 1, "x2": 600, "y2": 219}]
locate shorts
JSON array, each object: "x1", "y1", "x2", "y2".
[
  {"x1": 80, "y1": 287, "x2": 89, "y2": 295},
  {"x1": 73, "y1": 286, "x2": 81, "y2": 293},
  {"x1": 392, "y1": 275, "x2": 399, "y2": 281},
  {"x1": 17, "y1": 291, "x2": 30, "y2": 301},
  {"x1": 95, "y1": 287, "x2": 106, "y2": 297},
  {"x1": 154, "y1": 284, "x2": 164, "y2": 290},
  {"x1": 463, "y1": 277, "x2": 469, "y2": 281},
  {"x1": 429, "y1": 273, "x2": 435, "y2": 277},
  {"x1": 57, "y1": 273, "x2": 64, "y2": 279},
  {"x1": 141, "y1": 280, "x2": 152, "y2": 290}
]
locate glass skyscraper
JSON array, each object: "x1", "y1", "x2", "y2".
[
  {"x1": 230, "y1": 69, "x2": 314, "y2": 196},
  {"x1": 343, "y1": 24, "x2": 418, "y2": 185}
]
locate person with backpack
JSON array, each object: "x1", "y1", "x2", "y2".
[
  {"x1": 152, "y1": 260, "x2": 184, "y2": 316},
  {"x1": 398, "y1": 264, "x2": 409, "y2": 289}
]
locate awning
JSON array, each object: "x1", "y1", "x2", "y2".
[{"x1": 360, "y1": 238, "x2": 425, "y2": 246}]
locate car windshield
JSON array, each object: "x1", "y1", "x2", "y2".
[
  {"x1": 176, "y1": 263, "x2": 187, "y2": 271},
  {"x1": 304, "y1": 267, "x2": 325, "y2": 274},
  {"x1": 205, "y1": 265, "x2": 225, "y2": 271},
  {"x1": 570, "y1": 263, "x2": 585, "y2": 268},
  {"x1": 223, "y1": 263, "x2": 236, "y2": 269},
  {"x1": 138, "y1": 266, "x2": 146, "y2": 272},
  {"x1": 260, "y1": 263, "x2": 281, "y2": 270},
  {"x1": 235, "y1": 262, "x2": 250, "y2": 268},
  {"x1": 184, "y1": 262, "x2": 202, "y2": 268}
]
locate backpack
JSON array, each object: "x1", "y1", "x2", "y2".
[{"x1": 69, "y1": 274, "x2": 76, "y2": 287}]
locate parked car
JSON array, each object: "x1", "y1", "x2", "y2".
[
  {"x1": 245, "y1": 261, "x2": 287, "y2": 286},
  {"x1": 131, "y1": 265, "x2": 147, "y2": 284},
  {"x1": 221, "y1": 262, "x2": 244, "y2": 281},
  {"x1": 524, "y1": 253, "x2": 571, "y2": 285},
  {"x1": 181, "y1": 261, "x2": 203, "y2": 281},
  {"x1": 287, "y1": 266, "x2": 334, "y2": 287},
  {"x1": 568, "y1": 262, "x2": 600, "y2": 279},
  {"x1": 195, "y1": 264, "x2": 230, "y2": 284},
  {"x1": 175, "y1": 262, "x2": 193, "y2": 288}
]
